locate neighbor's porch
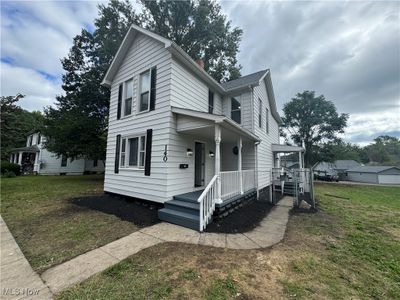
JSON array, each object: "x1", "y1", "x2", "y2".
[{"x1": 9, "y1": 145, "x2": 40, "y2": 174}]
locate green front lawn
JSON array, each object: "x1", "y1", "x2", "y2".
[
  {"x1": 1, "y1": 175, "x2": 139, "y2": 273},
  {"x1": 57, "y1": 183, "x2": 400, "y2": 300}
]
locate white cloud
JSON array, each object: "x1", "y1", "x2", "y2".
[{"x1": 0, "y1": 62, "x2": 62, "y2": 111}]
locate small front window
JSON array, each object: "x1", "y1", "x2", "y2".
[
  {"x1": 231, "y1": 97, "x2": 241, "y2": 124},
  {"x1": 140, "y1": 70, "x2": 151, "y2": 112},
  {"x1": 120, "y1": 135, "x2": 146, "y2": 168},
  {"x1": 124, "y1": 79, "x2": 133, "y2": 116},
  {"x1": 61, "y1": 155, "x2": 67, "y2": 167}
]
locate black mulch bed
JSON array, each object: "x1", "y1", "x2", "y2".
[
  {"x1": 71, "y1": 194, "x2": 161, "y2": 227},
  {"x1": 205, "y1": 200, "x2": 274, "y2": 234}
]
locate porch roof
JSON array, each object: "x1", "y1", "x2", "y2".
[
  {"x1": 272, "y1": 144, "x2": 304, "y2": 153},
  {"x1": 171, "y1": 107, "x2": 260, "y2": 142},
  {"x1": 11, "y1": 145, "x2": 40, "y2": 153}
]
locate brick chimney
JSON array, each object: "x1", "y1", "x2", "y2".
[{"x1": 196, "y1": 59, "x2": 204, "y2": 69}]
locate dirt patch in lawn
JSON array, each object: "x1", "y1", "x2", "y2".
[
  {"x1": 205, "y1": 200, "x2": 274, "y2": 233},
  {"x1": 71, "y1": 194, "x2": 161, "y2": 227}
]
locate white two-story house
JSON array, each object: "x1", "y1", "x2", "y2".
[
  {"x1": 9, "y1": 132, "x2": 104, "y2": 175},
  {"x1": 102, "y1": 25, "x2": 305, "y2": 231}
]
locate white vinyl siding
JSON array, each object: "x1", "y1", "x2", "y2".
[
  {"x1": 104, "y1": 33, "x2": 172, "y2": 203},
  {"x1": 253, "y1": 80, "x2": 280, "y2": 189}
]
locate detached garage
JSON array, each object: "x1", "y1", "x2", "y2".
[{"x1": 346, "y1": 166, "x2": 400, "y2": 184}]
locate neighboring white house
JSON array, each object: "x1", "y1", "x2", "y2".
[
  {"x1": 9, "y1": 132, "x2": 104, "y2": 175},
  {"x1": 346, "y1": 166, "x2": 400, "y2": 184},
  {"x1": 101, "y1": 25, "x2": 306, "y2": 230}
]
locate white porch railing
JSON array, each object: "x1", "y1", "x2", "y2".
[
  {"x1": 220, "y1": 170, "x2": 256, "y2": 201},
  {"x1": 198, "y1": 175, "x2": 218, "y2": 232}
]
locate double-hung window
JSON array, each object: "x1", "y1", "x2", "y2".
[
  {"x1": 61, "y1": 155, "x2": 68, "y2": 167},
  {"x1": 258, "y1": 98, "x2": 262, "y2": 128},
  {"x1": 231, "y1": 97, "x2": 241, "y2": 124},
  {"x1": 139, "y1": 70, "x2": 151, "y2": 112},
  {"x1": 120, "y1": 135, "x2": 146, "y2": 168},
  {"x1": 208, "y1": 90, "x2": 214, "y2": 114},
  {"x1": 266, "y1": 108, "x2": 269, "y2": 133},
  {"x1": 124, "y1": 79, "x2": 133, "y2": 116}
]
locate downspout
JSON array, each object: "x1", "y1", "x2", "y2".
[{"x1": 250, "y1": 86, "x2": 254, "y2": 133}]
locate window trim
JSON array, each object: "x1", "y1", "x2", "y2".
[
  {"x1": 258, "y1": 98, "x2": 262, "y2": 128},
  {"x1": 138, "y1": 69, "x2": 151, "y2": 113},
  {"x1": 231, "y1": 97, "x2": 241, "y2": 124},
  {"x1": 120, "y1": 134, "x2": 146, "y2": 169},
  {"x1": 122, "y1": 78, "x2": 133, "y2": 117}
]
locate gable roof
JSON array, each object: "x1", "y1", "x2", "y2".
[
  {"x1": 221, "y1": 70, "x2": 268, "y2": 91},
  {"x1": 101, "y1": 24, "x2": 283, "y2": 124},
  {"x1": 346, "y1": 166, "x2": 400, "y2": 173},
  {"x1": 334, "y1": 160, "x2": 361, "y2": 170}
]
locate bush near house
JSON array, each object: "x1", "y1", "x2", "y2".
[{"x1": 1, "y1": 161, "x2": 21, "y2": 176}]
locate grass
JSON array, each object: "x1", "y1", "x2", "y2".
[
  {"x1": 0, "y1": 175, "x2": 139, "y2": 273},
  {"x1": 56, "y1": 183, "x2": 400, "y2": 299}
]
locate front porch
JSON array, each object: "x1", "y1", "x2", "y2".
[
  {"x1": 159, "y1": 107, "x2": 261, "y2": 231},
  {"x1": 9, "y1": 145, "x2": 40, "y2": 174}
]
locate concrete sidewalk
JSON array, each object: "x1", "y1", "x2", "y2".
[
  {"x1": 41, "y1": 196, "x2": 293, "y2": 294},
  {"x1": 0, "y1": 216, "x2": 52, "y2": 300}
]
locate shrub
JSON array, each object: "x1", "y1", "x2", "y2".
[
  {"x1": 2, "y1": 171, "x2": 16, "y2": 178},
  {"x1": 1, "y1": 161, "x2": 21, "y2": 176}
]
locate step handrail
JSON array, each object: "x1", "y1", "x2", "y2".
[{"x1": 198, "y1": 174, "x2": 218, "y2": 232}]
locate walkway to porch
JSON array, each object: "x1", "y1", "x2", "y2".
[{"x1": 40, "y1": 196, "x2": 293, "y2": 294}]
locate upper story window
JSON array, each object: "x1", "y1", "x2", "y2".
[
  {"x1": 28, "y1": 135, "x2": 33, "y2": 146},
  {"x1": 120, "y1": 135, "x2": 146, "y2": 168},
  {"x1": 139, "y1": 70, "x2": 151, "y2": 112},
  {"x1": 37, "y1": 133, "x2": 41, "y2": 145},
  {"x1": 231, "y1": 97, "x2": 241, "y2": 124},
  {"x1": 258, "y1": 98, "x2": 262, "y2": 128},
  {"x1": 266, "y1": 108, "x2": 269, "y2": 133},
  {"x1": 124, "y1": 79, "x2": 133, "y2": 116},
  {"x1": 208, "y1": 90, "x2": 214, "y2": 114},
  {"x1": 61, "y1": 155, "x2": 68, "y2": 167}
]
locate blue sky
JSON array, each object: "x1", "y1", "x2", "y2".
[{"x1": 1, "y1": 0, "x2": 399, "y2": 145}]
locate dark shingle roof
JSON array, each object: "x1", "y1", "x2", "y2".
[
  {"x1": 334, "y1": 160, "x2": 360, "y2": 170},
  {"x1": 221, "y1": 70, "x2": 268, "y2": 90},
  {"x1": 347, "y1": 166, "x2": 399, "y2": 173}
]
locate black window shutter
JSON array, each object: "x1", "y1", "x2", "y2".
[
  {"x1": 117, "y1": 84, "x2": 123, "y2": 119},
  {"x1": 115, "y1": 135, "x2": 121, "y2": 173},
  {"x1": 144, "y1": 129, "x2": 153, "y2": 176},
  {"x1": 149, "y1": 67, "x2": 157, "y2": 111}
]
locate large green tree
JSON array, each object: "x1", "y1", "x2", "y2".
[
  {"x1": 44, "y1": 0, "x2": 242, "y2": 160},
  {"x1": 314, "y1": 141, "x2": 368, "y2": 164},
  {"x1": 141, "y1": 0, "x2": 242, "y2": 82},
  {"x1": 365, "y1": 135, "x2": 400, "y2": 165},
  {"x1": 1, "y1": 94, "x2": 44, "y2": 160},
  {"x1": 282, "y1": 91, "x2": 349, "y2": 167}
]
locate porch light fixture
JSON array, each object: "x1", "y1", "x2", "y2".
[
  {"x1": 186, "y1": 148, "x2": 193, "y2": 157},
  {"x1": 209, "y1": 151, "x2": 215, "y2": 158}
]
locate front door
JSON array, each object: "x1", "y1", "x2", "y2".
[{"x1": 194, "y1": 142, "x2": 205, "y2": 187}]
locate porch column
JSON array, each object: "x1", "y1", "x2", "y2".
[
  {"x1": 255, "y1": 142, "x2": 259, "y2": 199},
  {"x1": 238, "y1": 137, "x2": 243, "y2": 194},
  {"x1": 215, "y1": 124, "x2": 222, "y2": 204},
  {"x1": 18, "y1": 151, "x2": 23, "y2": 165},
  {"x1": 298, "y1": 151, "x2": 303, "y2": 169}
]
